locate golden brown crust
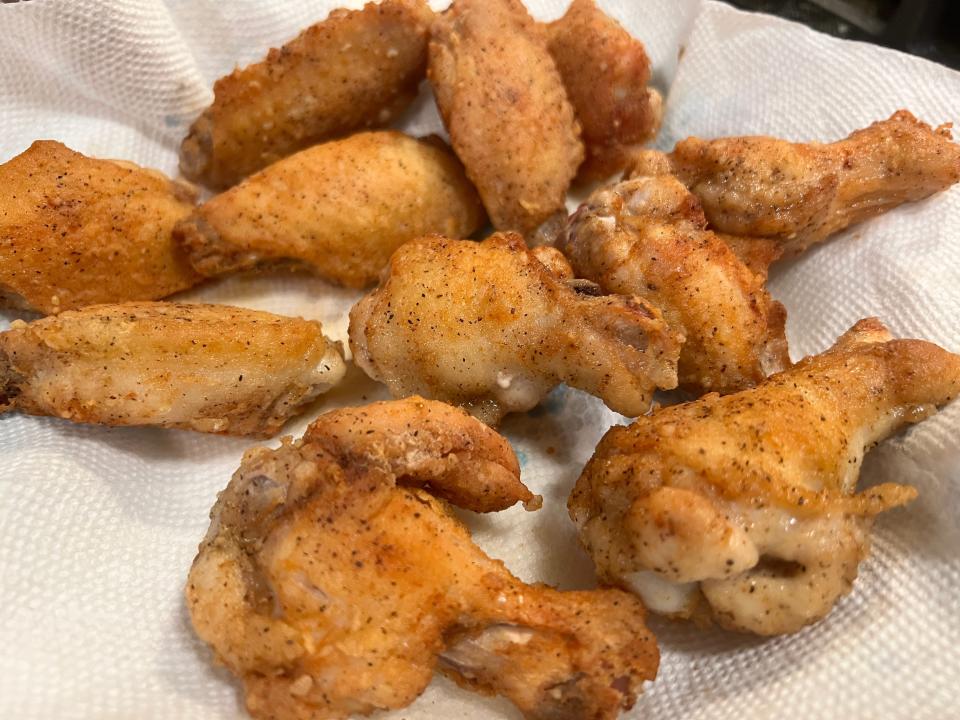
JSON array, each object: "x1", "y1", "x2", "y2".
[
  {"x1": 303, "y1": 397, "x2": 536, "y2": 512},
  {"x1": 570, "y1": 318, "x2": 960, "y2": 634},
  {"x1": 715, "y1": 233, "x2": 784, "y2": 280},
  {"x1": 529, "y1": 244, "x2": 574, "y2": 280},
  {"x1": 175, "y1": 131, "x2": 485, "y2": 288},
  {"x1": 546, "y1": 0, "x2": 661, "y2": 181},
  {"x1": 0, "y1": 302, "x2": 345, "y2": 436},
  {"x1": 348, "y1": 232, "x2": 680, "y2": 425},
  {"x1": 0, "y1": 141, "x2": 200, "y2": 314},
  {"x1": 428, "y1": 0, "x2": 583, "y2": 234},
  {"x1": 180, "y1": 0, "x2": 435, "y2": 189},
  {"x1": 187, "y1": 398, "x2": 657, "y2": 719},
  {"x1": 559, "y1": 176, "x2": 789, "y2": 395},
  {"x1": 629, "y1": 110, "x2": 960, "y2": 256}
]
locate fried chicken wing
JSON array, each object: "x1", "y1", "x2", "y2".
[
  {"x1": 187, "y1": 397, "x2": 658, "y2": 720},
  {"x1": 558, "y1": 175, "x2": 789, "y2": 395},
  {"x1": 627, "y1": 110, "x2": 960, "y2": 256},
  {"x1": 175, "y1": 131, "x2": 484, "y2": 288},
  {"x1": 180, "y1": 0, "x2": 434, "y2": 189},
  {"x1": 0, "y1": 141, "x2": 200, "y2": 315},
  {"x1": 546, "y1": 0, "x2": 661, "y2": 181},
  {"x1": 569, "y1": 318, "x2": 960, "y2": 635},
  {"x1": 349, "y1": 233, "x2": 680, "y2": 425},
  {"x1": 428, "y1": 0, "x2": 583, "y2": 234},
  {"x1": 0, "y1": 302, "x2": 345, "y2": 436}
]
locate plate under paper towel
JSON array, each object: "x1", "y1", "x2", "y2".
[{"x1": 0, "y1": 1, "x2": 958, "y2": 718}]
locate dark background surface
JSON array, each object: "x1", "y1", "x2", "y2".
[{"x1": 725, "y1": 0, "x2": 960, "y2": 69}]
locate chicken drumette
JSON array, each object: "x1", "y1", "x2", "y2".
[
  {"x1": 558, "y1": 175, "x2": 788, "y2": 395},
  {"x1": 569, "y1": 318, "x2": 960, "y2": 635},
  {"x1": 187, "y1": 397, "x2": 659, "y2": 720},
  {"x1": 627, "y1": 110, "x2": 960, "y2": 257},
  {"x1": 175, "y1": 131, "x2": 484, "y2": 288},
  {"x1": 349, "y1": 233, "x2": 681, "y2": 425}
]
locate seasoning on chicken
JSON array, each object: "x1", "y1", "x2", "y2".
[
  {"x1": 569, "y1": 318, "x2": 960, "y2": 635},
  {"x1": 0, "y1": 141, "x2": 199, "y2": 315},
  {"x1": 428, "y1": 0, "x2": 583, "y2": 234},
  {"x1": 0, "y1": 302, "x2": 345, "y2": 436},
  {"x1": 176, "y1": 131, "x2": 484, "y2": 288},
  {"x1": 349, "y1": 233, "x2": 681, "y2": 425},
  {"x1": 180, "y1": 0, "x2": 434, "y2": 189},
  {"x1": 627, "y1": 110, "x2": 960, "y2": 257},
  {"x1": 187, "y1": 397, "x2": 659, "y2": 720}
]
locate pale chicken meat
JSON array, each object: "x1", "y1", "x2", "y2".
[
  {"x1": 558, "y1": 175, "x2": 789, "y2": 395},
  {"x1": 187, "y1": 397, "x2": 659, "y2": 720},
  {"x1": 175, "y1": 131, "x2": 484, "y2": 288},
  {"x1": 569, "y1": 318, "x2": 960, "y2": 635},
  {"x1": 627, "y1": 110, "x2": 960, "y2": 257},
  {"x1": 0, "y1": 302, "x2": 345, "y2": 436},
  {"x1": 349, "y1": 233, "x2": 681, "y2": 425},
  {"x1": 428, "y1": 0, "x2": 583, "y2": 234},
  {"x1": 0, "y1": 141, "x2": 200, "y2": 314},
  {"x1": 180, "y1": 0, "x2": 435, "y2": 189},
  {"x1": 546, "y1": 0, "x2": 662, "y2": 181}
]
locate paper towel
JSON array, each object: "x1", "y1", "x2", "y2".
[{"x1": 1, "y1": 1, "x2": 958, "y2": 718}]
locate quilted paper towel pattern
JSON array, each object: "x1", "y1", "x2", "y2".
[{"x1": 0, "y1": 1, "x2": 958, "y2": 718}]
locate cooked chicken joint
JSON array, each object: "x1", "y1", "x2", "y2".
[
  {"x1": 570, "y1": 318, "x2": 960, "y2": 634},
  {"x1": 187, "y1": 398, "x2": 658, "y2": 720},
  {"x1": 627, "y1": 110, "x2": 960, "y2": 256},
  {"x1": 349, "y1": 233, "x2": 680, "y2": 424}
]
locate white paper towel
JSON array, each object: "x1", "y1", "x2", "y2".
[{"x1": 1, "y1": 1, "x2": 958, "y2": 718}]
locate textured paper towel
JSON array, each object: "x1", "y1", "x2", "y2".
[{"x1": 0, "y1": 1, "x2": 958, "y2": 718}]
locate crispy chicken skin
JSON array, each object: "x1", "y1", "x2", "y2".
[
  {"x1": 715, "y1": 233, "x2": 783, "y2": 280},
  {"x1": 546, "y1": 0, "x2": 662, "y2": 181},
  {"x1": 187, "y1": 397, "x2": 658, "y2": 720},
  {"x1": 0, "y1": 141, "x2": 200, "y2": 315},
  {"x1": 428, "y1": 0, "x2": 583, "y2": 235},
  {"x1": 627, "y1": 110, "x2": 960, "y2": 257},
  {"x1": 0, "y1": 302, "x2": 345, "y2": 436},
  {"x1": 348, "y1": 233, "x2": 681, "y2": 425},
  {"x1": 299, "y1": 397, "x2": 536, "y2": 512},
  {"x1": 569, "y1": 318, "x2": 960, "y2": 635},
  {"x1": 180, "y1": 0, "x2": 434, "y2": 189},
  {"x1": 530, "y1": 244, "x2": 575, "y2": 280},
  {"x1": 175, "y1": 131, "x2": 484, "y2": 288},
  {"x1": 558, "y1": 176, "x2": 789, "y2": 395}
]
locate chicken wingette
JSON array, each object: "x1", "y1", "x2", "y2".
[
  {"x1": 180, "y1": 0, "x2": 434, "y2": 189},
  {"x1": 428, "y1": 0, "x2": 583, "y2": 234},
  {"x1": 0, "y1": 302, "x2": 344, "y2": 436},
  {"x1": 176, "y1": 131, "x2": 484, "y2": 288},
  {"x1": 546, "y1": 0, "x2": 661, "y2": 180}
]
